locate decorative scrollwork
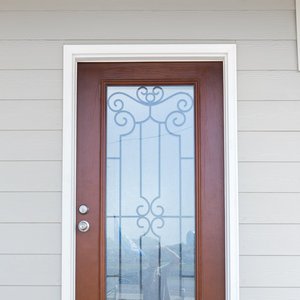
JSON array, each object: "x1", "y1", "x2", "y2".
[
  {"x1": 136, "y1": 196, "x2": 151, "y2": 217},
  {"x1": 177, "y1": 95, "x2": 194, "y2": 112},
  {"x1": 108, "y1": 86, "x2": 193, "y2": 120},
  {"x1": 136, "y1": 86, "x2": 164, "y2": 104},
  {"x1": 136, "y1": 195, "x2": 166, "y2": 237},
  {"x1": 137, "y1": 215, "x2": 165, "y2": 238},
  {"x1": 150, "y1": 197, "x2": 165, "y2": 217},
  {"x1": 137, "y1": 216, "x2": 152, "y2": 236},
  {"x1": 107, "y1": 85, "x2": 194, "y2": 237},
  {"x1": 113, "y1": 111, "x2": 135, "y2": 134},
  {"x1": 150, "y1": 217, "x2": 165, "y2": 238}
]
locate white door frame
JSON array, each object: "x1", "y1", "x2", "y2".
[{"x1": 62, "y1": 44, "x2": 239, "y2": 300}]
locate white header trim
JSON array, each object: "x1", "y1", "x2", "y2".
[
  {"x1": 62, "y1": 44, "x2": 239, "y2": 300},
  {"x1": 297, "y1": 0, "x2": 300, "y2": 70}
]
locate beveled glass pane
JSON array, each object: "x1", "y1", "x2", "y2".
[{"x1": 106, "y1": 85, "x2": 195, "y2": 300}]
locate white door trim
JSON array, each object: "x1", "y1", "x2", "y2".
[
  {"x1": 296, "y1": 0, "x2": 300, "y2": 70},
  {"x1": 62, "y1": 44, "x2": 239, "y2": 300}
]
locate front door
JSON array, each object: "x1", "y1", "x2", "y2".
[{"x1": 76, "y1": 62, "x2": 224, "y2": 300}]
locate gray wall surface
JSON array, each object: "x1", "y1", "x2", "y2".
[{"x1": 0, "y1": 0, "x2": 299, "y2": 299}]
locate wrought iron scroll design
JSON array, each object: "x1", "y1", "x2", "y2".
[{"x1": 107, "y1": 86, "x2": 194, "y2": 237}]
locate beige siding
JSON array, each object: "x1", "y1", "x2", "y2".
[
  {"x1": 0, "y1": 287, "x2": 60, "y2": 300},
  {"x1": 0, "y1": 1, "x2": 299, "y2": 300},
  {"x1": 238, "y1": 101, "x2": 300, "y2": 131},
  {"x1": 0, "y1": 131, "x2": 62, "y2": 160},
  {"x1": 240, "y1": 288, "x2": 300, "y2": 300},
  {"x1": 0, "y1": 71, "x2": 62, "y2": 99},
  {"x1": 0, "y1": 162, "x2": 61, "y2": 191},
  {"x1": 240, "y1": 193, "x2": 300, "y2": 224},
  {"x1": 239, "y1": 162, "x2": 300, "y2": 192},
  {"x1": 238, "y1": 71, "x2": 300, "y2": 100},
  {"x1": 0, "y1": 0, "x2": 295, "y2": 10},
  {"x1": 0, "y1": 40, "x2": 297, "y2": 71},
  {"x1": 0, "y1": 255, "x2": 60, "y2": 285},
  {"x1": 0, "y1": 224, "x2": 61, "y2": 254},
  {"x1": 0, "y1": 192, "x2": 61, "y2": 222},
  {"x1": 237, "y1": 41, "x2": 298, "y2": 71},
  {"x1": 0, "y1": 41, "x2": 63, "y2": 70},
  {"x1": 0, "y1": 101, "x2": 62, "y2": 130},
  {"x1": 240, "y1": 256, "x2": 300, "y2": 287},
  {"x1": 238, "y1": 132, "x2": 300, "y2": 161},
  {"x1": 240, "y1": 224, "x2": 300, "y2": 255},
  {"x1": 0, "y1": 11, "x2": 295, "y2": 40}
]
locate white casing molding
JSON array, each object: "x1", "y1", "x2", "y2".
[
  {"x1": 62, "y1": 44, "x2": 239, "y2": 300},
  {"x1": 297, "y1": 0, "x2": 300, "y2": 70}
]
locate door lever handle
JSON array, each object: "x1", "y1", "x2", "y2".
[{"x1": 78, "y1": 220, "x2": 90, "y2": 232}]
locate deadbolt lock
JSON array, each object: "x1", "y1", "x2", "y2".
[
  {"x1": 78, "y1": 204, "x2": 89, "y2": 215},
  {"x1": 78, "y1": 220, "x2": 90, "y2": 233}
]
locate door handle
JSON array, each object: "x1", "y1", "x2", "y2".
[{"x1": 78, "y1": 220, "x2": 90, "y2": 232}]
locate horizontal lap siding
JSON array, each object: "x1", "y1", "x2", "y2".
[
  {"x1": 0, "y1": 287, "x2": 60, "y2": 300},
  {"x1": 0, "y1": 70, "x2": 62, "y2": 99},
  {"x1": 0, "y1": 255, "x2": 60, "y2": 285},
  {"x1": 240, "y1": 256, "x2": 300, "y2": 287},
  {"x1": 0, "y1": 41, "x2": 63, "y2": 70},
  {"x1": 240, "y1": 288, "x2": 300, "y2": 300},
  {"x1": 0, "y1": 192, "x2": 61, "y2": 222},
  {"x1": 0, "y1": 0, "x2": 295, "y2": 10},
  {"x1": 0, "y1": 3, "x2": 298, "y2": 300},
  {"x1": 240, "y1": 193, "x2": 300, "y2": 224},
  {"x1": 238, "y1": 71, "x2": 300, "y2": 100},
  {"x1": 0, "y1": 224, "x2": 61, "y2": 254},
  {"x1": 238, "y1": 101, "x2": 300, "y2": 131},
  {"x1": 0, "y1": 101, "x2": 62, "y2": 129},
  {"x1": 240, "y1": 224, "x2": 300, "y2": 255},
  {"x1": 238, "y1": 132, "x2": 300, "y2": 161},
  {"x1": 0, "y1": 131, "x2": 62, "y2": 160},
  {"x1": 237, "y1": 41, "x2": 298, "y2": 71},
  {"x1": 0, "y1": 11, "x2": 295, "y2": 40},
  {"x1": 0, "y1": 162, "x2": 61, "y2": 191},
  {"x1": 239, "y1": 163, "x2": 300, "y2": 193},
  {"x1": 0, "y1": 40, "x2": 298, "y2": 71}
]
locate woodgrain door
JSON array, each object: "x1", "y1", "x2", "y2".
[{"x1": 76, "y1": 62, "x2": 224, "y2": 300}]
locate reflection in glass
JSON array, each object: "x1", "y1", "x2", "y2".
[{"x1": 106, "y1": 85, "x2": 195, "y2": 299}]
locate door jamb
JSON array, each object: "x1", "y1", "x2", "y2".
[{"x1": 62, "y1": 44, "x2": 239, "y2": 300}]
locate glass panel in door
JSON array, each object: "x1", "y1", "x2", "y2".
[{"x1": 106, "y1": 85, "x2": 195, "y2": 300}]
